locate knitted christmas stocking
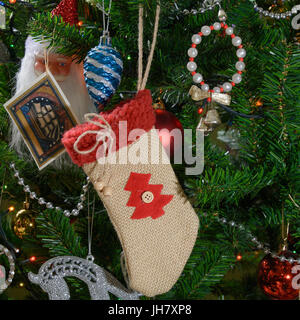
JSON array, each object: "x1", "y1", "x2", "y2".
[{"x1": 62, "y1": 90, "x2": 199, "y2": 297}]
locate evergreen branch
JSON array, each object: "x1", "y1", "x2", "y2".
[
  {"x1": 27, "y1": 12, "x2": 101, "y2": 62},
  {"x1": 173, "y1": 244, "x2": 236, "y2": 299},
  {"x1": 35, "y1": 210, "x2": 87, "y2": 257}
]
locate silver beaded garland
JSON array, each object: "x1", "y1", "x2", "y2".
[
  {"x1": 176, "y1": 0, "x2": 222, "y2": 16},
  {"x1": 252, "y1": 1, "x2": 299, "y2": 22},
  {"x1": 9, "y1": 162, "x2": 89, "y2": 218},
  {"x1": 215, "y1": 216, "x2": 300, "y2": 264}
]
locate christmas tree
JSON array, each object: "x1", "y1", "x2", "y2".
[{"x1": 0, "y1": 0, "x2": 299, "y2": 300}]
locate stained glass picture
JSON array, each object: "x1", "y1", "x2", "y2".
[{"x1": 4, "y1": 71, "x2": 79, "y2": 170}]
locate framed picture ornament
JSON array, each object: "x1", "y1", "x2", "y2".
[{"x1": 4, "y1": 71, "x2": 79, "y2": 170}]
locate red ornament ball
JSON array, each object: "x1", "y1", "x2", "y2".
[
  {"x1": 51, "y1": 0, "x2": 79, "y2": 26},
  {"x1": 154, "y1": 109, "x2": 183, "y2": 159},
  {"x1": 258, "y1": 251, "x2": 299, "y2": 300}
]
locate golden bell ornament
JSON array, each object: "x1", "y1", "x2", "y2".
[
  {"x1": 203, "y1": 108, "x2": 222, "y2": 131},
  {"x1": 13, "y1": 198, "x2": 38, "y2": 239},
  {"x1": 196, "y1": 117, "x2": 209, "y2": 136}
]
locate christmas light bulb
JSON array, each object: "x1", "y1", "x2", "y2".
[{"x1": 236, "y1": 254, "x2": 242, "y2": 261}]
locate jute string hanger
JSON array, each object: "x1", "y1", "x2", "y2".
[{"x1": 137, "y1": 1, "x2": 161, "y2": 91}]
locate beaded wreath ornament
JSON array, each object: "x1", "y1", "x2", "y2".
[{"x1": 186, "y1": 8, "x2": 246, "y2": 106}]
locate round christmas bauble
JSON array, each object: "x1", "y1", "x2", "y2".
[
  {"x1": 12, "y1": 200, "x2": 38, "y2": 239},
  {"x1": 258, "y1": 251, "x2": 299, "y2": 300},
  {"x1": 84, "y1": 41, "x2": 123, "y2": 108},
  {"x1": 154, "y1": 109, "x2": 183, "y2": 159}
]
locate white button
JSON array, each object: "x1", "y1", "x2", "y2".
[{"x1": 141, "y1": 191, "x2": 154, "y2": 203}]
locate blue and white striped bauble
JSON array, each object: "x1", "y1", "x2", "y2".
[{"x1": 84, "y1": 42, "x2": 123, "y2": 107}]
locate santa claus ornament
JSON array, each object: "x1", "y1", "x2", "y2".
[
  {"x1": 8, "y1": 0, "x2": 96, "y2": 162},
  {"x1": 62, "y1": 2, "x2": 199, "y2": 297}
]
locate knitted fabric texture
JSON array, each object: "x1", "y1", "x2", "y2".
[{"x1": 62, "y1": 90, "x2": 155, "y2": 166}]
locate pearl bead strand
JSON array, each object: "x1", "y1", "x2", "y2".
[
  {"x1": 9, "y1": 162, "x2": 89, "y2": 217},
  {"x1": 252, "y1": 1, "x2": 298, "y2": 20},
  {"x1": 187, "y1": 22, "x2": 246, "y2": 98},
  {"x1": 213, "y1": 215, "x2": 300, "y2": 264}
]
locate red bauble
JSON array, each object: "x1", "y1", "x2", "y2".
[
  {"x1": 154, "y1": 109, "x2": 183, "y2": 159},
  {"x1": 51, "y1": 0, "x2": 79, "y2": 26},
  {"x1": 258, "y1": 251, "x2": 299, "y2": 300}
]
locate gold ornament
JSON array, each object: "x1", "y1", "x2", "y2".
[
  {"x1": 204, "y1": 108, "x2": 221, "y2": 128},
  {"x1": 196, "y1": 117, "x2": 209, "y2": 135},
  {"x1": 13, "y1": 198, "x2": 38, "y2": 239},
  {"x1": 189, "y1": 85, "x2": 231, "y2": 106},
  {"x1": 196, "y1": 101, "x2": 222, "y2": 136}
]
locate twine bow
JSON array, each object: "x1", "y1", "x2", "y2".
[
  {"x1": 73, "y1": 113, "x2": 114, "y2": 156},
  {"x1": 189, "y1": 85, "x2": 231, "y2": 106}
]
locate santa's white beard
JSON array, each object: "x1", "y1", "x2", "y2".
[{"x1": 10, "y1": 36, "x2": 96, "y2": 168}]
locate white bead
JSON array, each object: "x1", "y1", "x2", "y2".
[
  {"x1": 232, "y1": 73, "x2": 242, "y2": 84},
  {"x1": 235, "y1": 61, "x2": 245, "y2": 71},
  {"x1": 77, "y1": 203, "x2": 84, "y2": 210},
  {"x1": 72, "y1": 209, "x2": 79, "y2": 216},
  {"x1": 187, "y1": 61, "x2": 197, "y2": 72},
  {"x1": 236, "y1": 48, "x2": 246, "y2": 58},
  {"x1": 201, "y1": 84, "x2": 209, "y2": 91},
  {"x1": 213, "y1": 87, "x2": 221, "y2": 93},
  {"x1": 64, "y1": 210, "x2": 71, "y2": 217},
  {"x1": 38, "y1": 198, "x2": 46, "y2": 205},
  {"x1": 225, "y1": 27, "x2": 234, "y2": 35},
  {"x1": 201, "y1": 26, "x2": 211, "y2": 36},
  {"x1": 222, "y1": 82, "x2": 232, "y2": 92},
  {"x1": 188, "y1": 47, "x2": 198, "y2": 58},
  {"x1": 30, "y1": 192, "x2": 37, "y2": 199},
  {"x1": 232, "y1": 36, "x2": 242, "y2": 47},
  {"x1": 213, "y1": 22, "x2": 221, "y2": 30},
  {"x1": 46, "y1": 202, "x2": 54, "y2": 209},
  {"x1": 191, "y1": 34, "x2": 202, "y2": 44},
  {"x1": 193, "y1": 73, "x2": 203, "y2": 84}
]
